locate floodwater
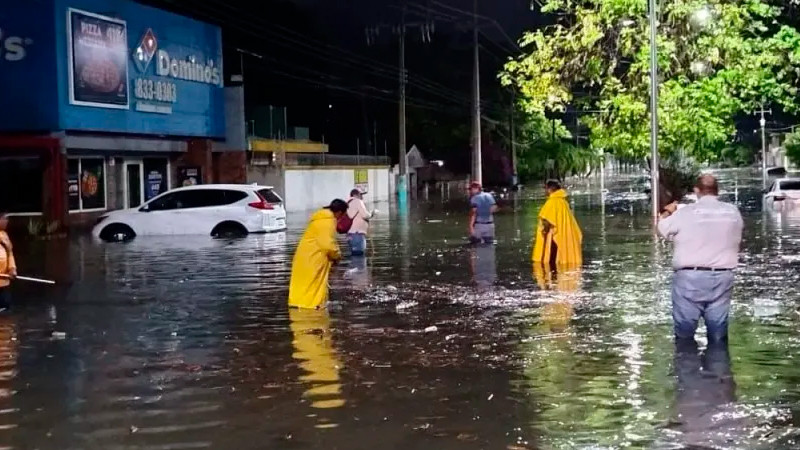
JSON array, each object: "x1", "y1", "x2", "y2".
[{"x1": 3, "y1": 170, "x2": 800, "y2": 449}]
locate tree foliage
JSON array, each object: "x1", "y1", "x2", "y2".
[
  {"x1": 503, "y1": 110, "x2": 603, "y2": 182},
  {"x1": 501, "y1": 0, "x2": 800, "y2": 163},
  {"x1": 785, "y1": 129, "x2": 800, "y2": 167}
]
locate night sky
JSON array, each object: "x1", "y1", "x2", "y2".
[{"x1": 139, "y1": 0, "x2": 546, "y2": 167}]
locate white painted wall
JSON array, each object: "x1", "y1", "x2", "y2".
[{"x1": 284, "y1": 167, "x2": 391, "y2": 212}]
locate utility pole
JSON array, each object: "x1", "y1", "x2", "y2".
[
  {"x1": 399, "y1": 7, "x2": 408, "y2": 195},
  {"x1": 758, "y1": 105, "x2": 772, "y2": 188},
  {"x1": 509, "y1": 93, "x2": 517, "y2": 186},
  {"x1": 471, "y1": 0, "x2": 482, "y2": 183},
  {"x1": 366, "y1": 3, "x2": 433, "y2": 199},
  {"x1": 648, "y1": 0, "x2": 660, "y2": 221}
]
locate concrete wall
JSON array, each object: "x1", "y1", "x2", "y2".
[
  {"x1": 283, "y1": 166, "x2": 390, "y2": 212},
  {"x1": 247, "y1": 166, "x2": 286, "y2": 198}
]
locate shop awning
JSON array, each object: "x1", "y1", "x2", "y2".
[{"x1": 61, "y1": 135, "x2": 188, "y2": 153}]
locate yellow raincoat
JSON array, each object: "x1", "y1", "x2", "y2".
[
  {"x1": 0, "y1": 232, "x2": 16, "y2": 289},
  {"x1": 288, "y1": 209, "x2": 342, "y2": 309},
  {"x1": 289, "y1": 309, "x2": 345, "y2": 409},
  {"x1": 532, "y1": 189, "x2": 583, "y2": 265}
]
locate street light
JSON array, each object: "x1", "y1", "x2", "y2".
[
  {"x1": 648, "y1": 0, "x2": 659, "y2": 221},
  {"x1": 648, "y1": 5, "x2": 714, "y2": 220},
  {"x1": 689, "y1": 6, "x2": 714, "y2": 30}
]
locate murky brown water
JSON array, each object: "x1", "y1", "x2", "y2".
[{"x1": 2, "y1": 169, "x2": 799, "y2": 449}]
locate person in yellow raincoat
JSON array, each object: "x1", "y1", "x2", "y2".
[
  {"x1": 532, "y1": 180, "x2": 583, "y2": 266},
  {"x1": 0, "y1": 213, "x2": 16, "y2": 311},
  {"x1": 288, "y1": 200, "x2": 348, "y2": 309}
]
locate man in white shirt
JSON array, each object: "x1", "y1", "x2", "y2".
[
  {"x1": 657, "y1": 174, "x2": 744, "y2": 342},
  {"x1": 346, "y1": 188, "x2": 375, "y2": 256}
]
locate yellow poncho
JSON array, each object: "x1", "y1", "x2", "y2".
[
  {"x1": 532, "y1": 189, "x2": 583, "y2": 265},
  {"x1": 288, "y1": 209, "x2": 342, "y2": 309}
]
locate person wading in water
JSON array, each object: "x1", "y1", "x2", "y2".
[
  {"x1": 532, "y1": 180, "x2": 583, "y2": 267},
  {"x1": 0, "y1": 213, "x2": 17, "y2": 312},
  {"x1": 288, "y1": 200, "x2": 348, "y2": 309}
]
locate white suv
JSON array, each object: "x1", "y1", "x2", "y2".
[{"x1": 93, "y1": 184, "x2": 287, "y2": 242}]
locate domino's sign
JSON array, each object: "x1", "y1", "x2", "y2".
[{"x1": 0, "y1": 26, "x2": 33, "y2": 62}]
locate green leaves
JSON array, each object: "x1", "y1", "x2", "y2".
[
  {"x1": 501, "y1": 0, "x2": 800, "y2": 161},
  {"x1": 784, "y1": 129, "x2": 800, "y2": 167}
]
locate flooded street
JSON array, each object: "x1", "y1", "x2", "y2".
[{"x1": 3, "y1": 170, "x2": 800, "y2": 449}]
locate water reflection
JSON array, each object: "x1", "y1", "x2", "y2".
[
  {"x1": 2, "y1": 170, "x2": 800, "y2": 448},
  {"x1": 344, "y1": 256, "x2": 371, "y2": 291},
  {"x1": 668, "y1": 340, "x2": 741, "y2": 448},
  {"x1": 469, "y1": 244, "x2": 496, "y2": 291},
  {"x1": 0, "y1": 315, "x2": 16, "y2": 447},
  {"x1": 533, "y1": 264, "x2": 581, "y2": 333},
  {"x1": 289, "y1": 309, "x2": 346, "y2": 415}
]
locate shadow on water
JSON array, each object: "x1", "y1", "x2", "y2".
[{"x1": 0, "y1": 169, "x2": 799, "y2": 448}]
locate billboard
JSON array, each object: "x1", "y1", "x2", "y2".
[
  {"x1": 0, "y1": 0, "x2": 225, "y2": 137},
  {"x1": 67, "y1": 8, "x2": 129, "y2": 108}
]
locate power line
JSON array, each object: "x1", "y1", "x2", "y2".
[
  {"x1": 190, "y1": 1, "x2": 495, "y2": 113},
  {"x1": 428, "y1": 0, "x2": 521, "y2": 52}
]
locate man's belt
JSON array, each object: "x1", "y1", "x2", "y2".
[
  {"x1": 475, "y1": 221, "x2": 494, "y2": 225},
  {"x1": 676, "y1": 267, "x2": 733, "y2": 272}
]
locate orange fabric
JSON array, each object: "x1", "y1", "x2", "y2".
[{"x1": 0, "y1": 232, "x2": 16, "y2": 289}]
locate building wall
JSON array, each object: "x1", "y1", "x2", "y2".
[
  {"x1": 246, "y1": 166, "x2": 285, "y2": 197},
  {"x1": 283, "y1": 166, "x2": 390, "y2": 212},
  {"x1": 213, "y1": 151, "x2": 247, "y2": 184}
]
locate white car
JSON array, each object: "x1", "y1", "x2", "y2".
[
  {"x1": 764, "y1": 178, "x2": 800, "y2": 210},
  {"x1": 93, "y1": 184, "x2": 287, "y2": 241}
]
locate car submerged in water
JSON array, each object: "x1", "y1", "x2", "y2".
[
  {"x1": 764, "y1": 178, "x2": 800, "y2": 211},
  {"x1": 92, "y1": 184, "x2": 287, "y2": 242}
]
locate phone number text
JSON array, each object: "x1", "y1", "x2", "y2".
[{"x1": 134, "y1": 78, "x2": 177, "y2": 103}]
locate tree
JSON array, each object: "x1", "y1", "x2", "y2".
[
  {"x1": 500, "y1": 0, "x2": 800, "y2": 164},
  {"x1": 785, "y1": 129, "x2": 800, "y2": 167},
  {"x1": 498, "y1": 110, "x2": 602, "y2": 182}
]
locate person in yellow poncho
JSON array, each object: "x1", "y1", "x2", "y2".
[
  {"x1": 0, "y1": 213, "x2": 17, "y2": 311},
  {"x1": 532, "y1": 180, "x2": 583, "y2": 266},
  {"x1": 288, "y1": 200, "x2": 348, "y2": 309}
]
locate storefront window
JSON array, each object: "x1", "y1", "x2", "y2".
[
  {"x1": 68, "y1": 158, "x2": 106, "y2": 211},
  {"x1": 0, "y1": 157, "x2": 43, "y2": 213}
]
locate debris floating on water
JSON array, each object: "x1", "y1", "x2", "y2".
[
  {"x1": 51, "y1": 331, "x2": 66, "y2": 340},
  {"x1": 424, "y1": 326, "x2": 438, "y2": 333}
]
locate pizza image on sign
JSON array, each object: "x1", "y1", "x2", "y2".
[
  {"x1": 68, "y1": 9, "x2": 129, "y2": 108},
  {"x1": 81, "y1": 171, "x2": 99, "y2": 197},
  {"x1": 80, "y1": 57, "x2": 122, "y2": 93}
]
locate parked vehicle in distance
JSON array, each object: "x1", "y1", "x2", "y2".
[
  {"x1": 764, "y1": 178, "x2": 800, "y2": 210},
  {"x1": 93, "y1": 184, "x2": 287, "y2": 242},
  {"x1": 767, "y1": 167, "x2": 787, "y2": 177}
]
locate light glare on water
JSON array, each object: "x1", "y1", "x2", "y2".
[{"x1": 0, "y1": 169, "x2": 798, "y2": 449}]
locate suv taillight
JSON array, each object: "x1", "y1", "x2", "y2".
[{"x1": 248, "y1": 193, "x2": 274, "y2": 210}]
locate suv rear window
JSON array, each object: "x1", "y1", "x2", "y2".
[
  {"x1": 258, "y1": 188, "x2": 283, "y2": 204},
  {"x1": 779, "y1": 181, "x2": 800, "y2": 191}
]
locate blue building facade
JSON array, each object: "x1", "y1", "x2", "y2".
[{"x1": 0, "y1": 0, "x2": 238, "y2": 227}]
